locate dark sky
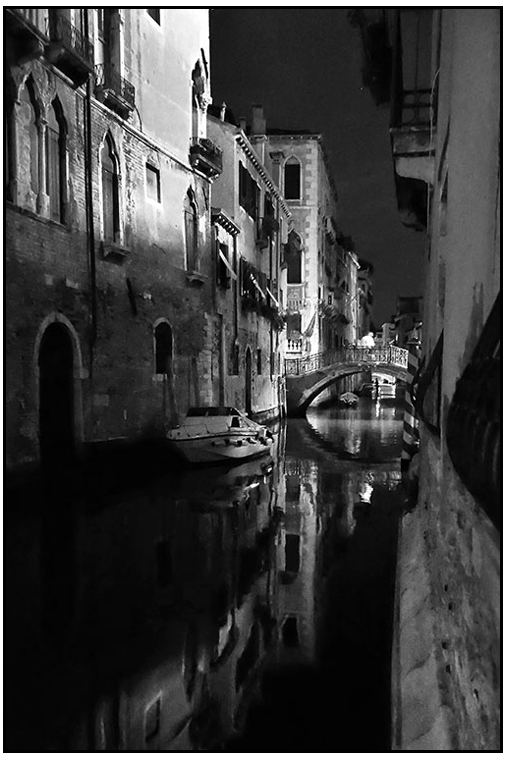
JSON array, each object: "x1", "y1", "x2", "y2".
[{"x1": 209, "y1": 8, "x2": 426, "y2": 326}]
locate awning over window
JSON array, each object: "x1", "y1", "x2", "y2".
[
  {"x1": 250, "y1": 273, "x2": 265, "y2": 298},
  {"x1": 266, "y1": 286, "x2": 280, "y2": 308},
  {"x1": 218, "y1": 248, "x2": 237, "y2": 280}
]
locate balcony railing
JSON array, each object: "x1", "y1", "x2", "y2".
[
  {"x1": 46, "y1": 12, "x2": 94, "y2": 83},
  {"x1": 285, "y1": 346, "x2": 408, "y2": 376},
  {"x1": 189, "y1": 137, "x2": 223, "y2": 179},
  {"x1": 94, "y1": 63, "x2": 135, "y2": 118}
]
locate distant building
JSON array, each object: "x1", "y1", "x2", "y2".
[
  {"x1": 247, "y1": 107, "x2": 360, "y2": 360},
  {"x1": 357, "y1": 259, "x2": 374, "y2": 340},
  {"x1": 355, "y1": 7, "x2": 500, "y2": 751},
  {"x1": 392, "y1": 295, "x2": 422, "y2": 347}
]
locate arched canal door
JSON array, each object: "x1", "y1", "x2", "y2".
[
  {"x1": 245, "y1": 347, "x2": 252, "y2": 416},
  {"x1": 38, "y1": 323, "x2": 75, "y2": 466}
]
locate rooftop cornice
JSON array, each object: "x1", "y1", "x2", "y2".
[
  {"x1": 235, "y1": 131, "x2": 292, "y2": 219},
  {"x1": 211, "y1": 207, "x2": 241, "y2": 236}
]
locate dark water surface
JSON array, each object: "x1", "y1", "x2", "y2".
[{"x1": 4, "y1": 399, "x2": 403, "y2": 751}]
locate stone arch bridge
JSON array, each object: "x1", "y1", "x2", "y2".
[{"x1": 285, "y1": 346, "x2": 409, "y2": 416}]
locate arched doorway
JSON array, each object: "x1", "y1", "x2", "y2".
[
  {"x1": 245, "y1": 347, "x2": 252, "y2": 416},
  {"x1": 38, "y1": 323, "x2": 75, "y2": 467}
]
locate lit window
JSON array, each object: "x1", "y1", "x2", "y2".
[
  {"x1": 146, "y1": 163, "x2": 160, "y2": 203},
  {"x1": 101, "y1": 135, "x2": 120, "y2": 241},
  {"x1": 284, "y1": 157, "x2": 301, "y2": 200}
]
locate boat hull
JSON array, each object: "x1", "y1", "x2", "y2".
[{"x1": 169, "y1": 433, "x2": 273, "y2": 464}]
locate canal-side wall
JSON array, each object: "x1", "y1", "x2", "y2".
[{"x1": 392, "y1": 10, "x2": 501, "y2": 750}]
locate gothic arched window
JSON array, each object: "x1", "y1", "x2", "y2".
[
  {"x1": 100, "y1": 134, "x2": 120, "y2": 242},
  {"x1": 184, "y1": 191, "x2": 199, "y2": 270},
  {"x1": 284, "y1": 156, "x2": 301, "y2": 200},
  {"x1": 154, "y1": 322, "x2": 173, "y2": 375},
  {"x1": 46, "y1": 99, "x2": 66, "y2": 222}
]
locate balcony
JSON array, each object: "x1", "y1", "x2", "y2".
[
  {"x1": 4, "y1": 8, "x2": 48, "y2": 63},
  {"x1": 94, "y1": 63, "x2": 135, "y2": 119},
  {"x1": 46, "y1": 12, "x2": 94, "y2": 86},
  {"x1": 389, "y1": 10, "x2": 435, "y2": 229},
  {"x1": 189, "y1": 137, "x2": 223, "y2": 180}
]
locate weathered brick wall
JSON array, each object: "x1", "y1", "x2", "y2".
[{"x1": 6, "y1": 53, "x2": 214, "y2": 472}]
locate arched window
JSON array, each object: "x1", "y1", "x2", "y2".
[
  {"x1": 100, "y1": 134, "x2": 120, "y2": 242},
  {"x1": 19, "y1": 77, "x2": 39, "y2": 200},
  {"x1": 286, "y1": 230, "x2": 302, "y2": 284},
  {"x1": 284, "y1": 156, "x2": 301, "y2": 200},
  {"x1": 46, "y1": 99, "x2": 66, "y2": 222},
  {"x1": 184, "y1": 191, "x2": 198, "y2": 271},
  {"x1": 154, "y1": 322, "x2": 173, "y2": 375}
]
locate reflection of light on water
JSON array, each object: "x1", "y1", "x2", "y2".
[{"x1": 358, "y1": 482, "x2": 373, "y2": 503}]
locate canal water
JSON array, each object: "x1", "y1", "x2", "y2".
[{"x1": 4, "y1": 398, "x2": 403, "y2": 752}]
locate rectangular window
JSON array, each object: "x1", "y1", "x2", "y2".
[
  {"x1": 285, "y1": 534, "x2": 300, "y2": 573},
  {"x1": 257, "y1": 349, "x2": 262, "y2": 375},
  {"x1": 286, "y1": 313, "x2": 302, "y2": 334},
  {"x1": 146, "y1": 164, "x2": 160, "y2": 202},
  {"x1": 147, "y1": 8, "x2": 160, "y2": 24}
]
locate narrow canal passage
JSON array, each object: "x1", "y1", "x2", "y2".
[{"x1": 4, "y1": 398, "x2": 403, "y2": 752}]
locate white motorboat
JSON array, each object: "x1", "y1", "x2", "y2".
[
  {"x1": 339, "y1": 391, "x2": 359, "y2": 407},
  {"x1": 166, "y1": 406, "x2": 274, "y2": 464}
]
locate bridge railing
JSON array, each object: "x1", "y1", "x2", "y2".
[{"x1": 284, "y1": 346, "x2": 408, "y2": 376}]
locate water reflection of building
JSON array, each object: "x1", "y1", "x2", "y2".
[
  {"x1": 5, "y1": 453, "x2": 282, "y2": 751},
  {"x1": 272, "y1": 457, "x2": 319, "y2": 665}
]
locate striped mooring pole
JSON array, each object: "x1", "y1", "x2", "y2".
[{"x1": 401, "y1": 339, "x2": 421, "y2": 470}]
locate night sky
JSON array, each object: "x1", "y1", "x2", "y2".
[{"x1": 209, "y1": 8, "x2": 426, "y2": 326}]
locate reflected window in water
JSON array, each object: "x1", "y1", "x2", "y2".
[
  {"x1": 285, "y1": 534, "x2": 300, "y2": 573},
  {"x1": 282, "y1": 616, "x2": 299, "y2": 648},
  {"x1": 358, "y1": 482, "x2": 374, "y2": 504},
  {"x1": 156, "y1": 539, "x2": 173, "y2": 588}
]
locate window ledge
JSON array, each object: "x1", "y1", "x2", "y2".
[
  {"x1": 185, "y1": 270, "x2": 207, "y2": 285},
  {"x1": 101, "y1": 241, "x2": 130, "y2": 264}
]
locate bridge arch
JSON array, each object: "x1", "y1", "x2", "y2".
[{"x1": 285, "y1": 347, "x2": 409, "y2": 416}]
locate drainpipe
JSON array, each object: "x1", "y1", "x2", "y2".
[{"x1": 83, "y1": 17, "x2": 97, "y2": 370}]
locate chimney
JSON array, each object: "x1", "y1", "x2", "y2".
[
  {"x1": 220, "y1": 102, "x2": 227, "y2": 122},
  {"x1": 251, "y1": 104, "x2": 266, "y2": 135},
  {"x1": 239, "y1": 117, "x2": 247, "y2": 132}
]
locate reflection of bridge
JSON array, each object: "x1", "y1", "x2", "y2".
[{"x1": 285, "y1": 346, "x2": 409, "y2": 416}]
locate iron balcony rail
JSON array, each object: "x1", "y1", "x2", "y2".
[
  {"x1": 285, "y1": 346, "x2": 408, "y2": 376},
  {"x1": 47, "y1": 13, "x2": 94, "y2": 65},
  {"x1": 95, "y1": 63, "x2": 135, "y2": 109}
]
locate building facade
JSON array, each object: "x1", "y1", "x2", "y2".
[
  {"x1": 5, "y1": 8, "x2": 227, "y2": 474},
  {"x1": 248, "y1": 109, "x2": 360, "y2": 364},
  {"x1": 207, "y1": 109, "x2": 289, "y2": 421},
  {"x1": 355, "y1": 8, "x2": 500, "y2": 750}
]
